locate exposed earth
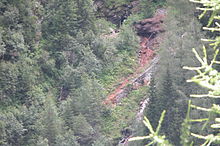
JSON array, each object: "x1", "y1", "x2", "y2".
[{"x1": 103, "y1": 9, "x2": 165, "y2": 106}]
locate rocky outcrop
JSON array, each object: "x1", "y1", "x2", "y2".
[
  {"x1": 134, "y1": 9, "x2": 166, "y2": 37},
  {"x1": 114, "y1": 56, "x2": 159, "y2": 103},
  {"x1": 94, "y1": 0, "x2": 140, "y2": 26}
]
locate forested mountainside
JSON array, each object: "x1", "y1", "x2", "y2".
[{"x1": 0, "y1": 0, "x2": 219, "y2": 146}]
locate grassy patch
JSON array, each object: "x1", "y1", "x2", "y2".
[
  {"x1": 101, "y1": 85, "x2": 148, "y2": 140},
  {"x1": 98, "y1": 50, "x2": 138, "y2": 91}
]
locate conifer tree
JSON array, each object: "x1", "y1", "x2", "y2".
[
  {"x1": 76, "y1": 0, "x2": 96, "y2": 32},
  {"x1": 38, "y1": 97, "x2": 64, "y2": 146},
  {"x1": 145, "y1": 77, "x2": 161, "y2": 130},
  {"x1": 70, "y1": 75, "x2": 105, "y2": 127}
]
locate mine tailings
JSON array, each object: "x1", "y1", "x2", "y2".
[{"x1": 103, "y1": 9, "x2": 165, "y2": 106}]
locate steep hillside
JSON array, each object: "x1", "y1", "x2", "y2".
[
  {"x1": 0, "y1": 0, "x2": 168, "y2": 145},
  {"x1": 103, "y1": 9, "x2": 165, "y2": 105}
]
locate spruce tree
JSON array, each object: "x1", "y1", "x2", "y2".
[
  {"x1": 38, "y1": 97, "x2": 64, "y2": 146},
  {"x1": 145, "y1": 77, "x2": 161, "y2": 130}
]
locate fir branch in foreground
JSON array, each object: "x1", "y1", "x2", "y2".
[{"x1": 128, "y1": 110, "x2": 172, "y2": 146}]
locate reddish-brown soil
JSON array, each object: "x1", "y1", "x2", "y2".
[{"x1": 103, "y1": 10, "x2": 165, "y2": 105}]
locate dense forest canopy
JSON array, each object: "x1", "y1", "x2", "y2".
[{"x1": 0, "y1": 0, "x2": 219, "y2": 146}]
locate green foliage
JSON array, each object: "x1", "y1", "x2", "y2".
[
  {"x1": 116, "y1": 25, "x2": 139, "y2": 52},
  {"x1": 92, "y1": 135, "x2": 113, "y2": 146},
  {"x1": 0, "y1": 107, "x2": 25, "y2": 146},
  {"x1": 180, "y1": 101, "x2": 193, "y2": 146},
  {"x1": 70, "y1": 76, "x2": 105, "y2": 125},
  {"x1": 38, "y1": 98, "x2": 63, "y2": 145},
  {"x1": 42, "y1": 0, "x2": 78, "y2": 38},
  {"x1": 71, "y1": 114, "x2": 95, "y2": 145},
  {"x1": 102, "y1": 0, "x2": 134, "y2": 8},
  {"x1": 99, "y1": 53, "x2": 137, "y2": 89},
  {"x1": 183, "y1": 48, "x2": 220, "y2": 145},
  {"x1": 102, "y1": 86, "x2": 148, "y2": 140},
  {"x1": 182, "y1": 0, "x2": 220, "y2": 144},
  {"x1": 145, "y1": 68, "x2": 185, "y2": 145},
  {"x1": 55, "y1": 130, "x2": 80, "y2": 146},
  {"x1": 0, "y1": 0, "x2": 42, "y2": 60},
  {"x1": 0, "y1": 0, "x2": 162, "y2": 145},
  {"x1": 131, "y1": 0, "x2": 220, "y2": 145},
  {"x1": 97, "y1": 23, "x2": 139, "y2": 89},
  {"x1": 95, "y1": 18, "x2": 117, "y2": 35},
  {"x1": 140, "y1": 0, "x2": 166, "y2": 18},
  {"x1": 129, "y1": 110, "x2": 172, "y2": 146},
  {"x1": 0, "y1": 57, "x2": 43, "y2": 106},
  {"x1": 140, "y1": 0, "x2": 156, "y2": 18},
  {"x1": 184, "y1": 47, "x2": 220, "y2": 97},
  {"x1": 144, "y1": 77, "x2": 161, "y2": 130}
]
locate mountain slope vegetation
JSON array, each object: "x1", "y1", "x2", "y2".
[{"x1": 1, "y1": 0, "x2": 218, "y2": 146}]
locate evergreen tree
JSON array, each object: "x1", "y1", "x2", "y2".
[
  {"x1": 71, "y1": 114, "x2": 95, "y2": 145},
  {"x1": 0, "y1": 110, "x2": 24, "y2": 146},
  {"x1": 70, "y1": 75, "x2": 105, "y2": 127},
  {"x1": 38, "y1": 97, "x2": 64, "y2": 146},
  {"x1": 75, "y1": 0, "x2": 96, "y2": 32},
  {"x1": 145, "y1": 77, "x2": 161, "y2": 130},
  {"x1": 42, "y1": 0, "x2": 78, "y2": 39}
]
